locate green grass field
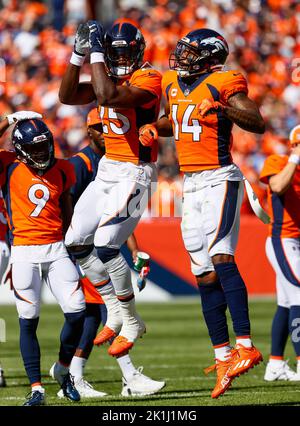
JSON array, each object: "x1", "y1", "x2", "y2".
[{"x1": 0, "y1": 299, "x2": 300, "y2": 406}]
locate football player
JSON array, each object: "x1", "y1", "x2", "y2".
[
  {"x1": 0, "y1": 112, "x2": 86, "y2": 406},
  {"x1": 64, "y1": 108, "x2": 164, "y2": 397},
  {"x1": 260, "y1": 125, "x2": 300, "y2": 381},
  {"x1": 59, "y1": 22, "x2": 162, "y2": 358},
  {"x1": 139, "y1": 29, "x2": 265, "y2": 398}
]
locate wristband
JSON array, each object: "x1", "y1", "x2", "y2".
[
  {"x1": 288, "y1": 154, "x2": 300, "y2": 165},
  {"x1": 90, "y1": 52, "x2": 105, "y2": 64},
  {"x1": 70, "y1": 52, "x2": 85, "y2": 67}
]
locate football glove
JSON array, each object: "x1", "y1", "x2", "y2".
[
  {"x1": 197, "y1": 99, "x2": 224, "y2": 117},
  {"x1": 74, "y1": 23, "x2": 90, "y2": 56},
  {"x1": 136, "y1": 266, "x2": 150, "y2": 292},
  {"x1": 88, "y1": 20, "x2": 104, "y2": 54},
  {"x1": 6, "y1": 111, "x2": 42, "y2": 125},
  {"x1": 139, "y1": 124, "x2": 158, "y2": 147}
]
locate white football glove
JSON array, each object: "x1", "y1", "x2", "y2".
[
  {"x1": 74, "y1": 23, "x2": 90, "y2": 56},
  {"x1": 6, "y1": 111, "x2": 42, "y2": 126}
]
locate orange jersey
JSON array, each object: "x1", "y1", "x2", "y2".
[
  {"x1": 259, "y1": 154, "x2": 300, "y2": 238},
  {"x1": 162, "y1": 69, "x2": 248, "y2": 172},
  {"x1": 0, "y1": 151, "x2": 76, "y2": 245},
  {"x1": 0, "y1": 197, "x2": 8, "y2": 241},
  {"x1": 80, "y1": 276, "x2": 104, "y2": 304},
  {"x1": 99, "y1": 68, "x2": 162, "y2": 164}
]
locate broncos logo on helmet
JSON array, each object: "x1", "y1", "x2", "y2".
[
  {"x1": 11, "y1": 119, "x2": 54, "y2": 171},
  {"x1": 104, "y1": 22, "x2": 146, "y2": 79},
  {"x1": 169, "y1": 28, "x2": 229, "y2": 77}
]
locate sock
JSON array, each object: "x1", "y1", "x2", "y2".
[
  {"x1": 77, "y1": 303, "x2": 102, "y2": 355},
  {"x1": 95, "y1": 280, "x2": 122, "y2": 331},
  {"x1": 19, "y1": 317, "x2": 41, "y2": 385},
  {"x1": 214, "y1": 262, "x2": 251, "y2": 337},
  {"x1": 31, "y1": 384, "x2": 45, "y2": 393},
  {"x1": 289, "y1": 305, "x2": 300, "y2": 357},
  {"x1": 236, "y1": 337, "x2": 252, "y2": 348},
  {"x1": 116, "y1": 354, "x2": 136, "y2": 381},
  {"x1": 297, "y1": 358, "x2": 300, "y2": 374},
  {"x1": 214, "y1": 344, "x2": 232, "y2": 361},
  {"x1": 69, "y1": 356, "x2": 87, "y2": 381},
  {"x1": 198, "y1": 280, "x2": 229, "y2": 347},
  {"x1": 59, "y1": 311, "x2": 85, "y2": 366},
  {"x1": 269, "y1": 357, "x2": 285, "y2": 368},
  {"x1": 270, "y1": 305, "x2": 289, "y2": 357},
  {"x1": 99, "y1": 252, "x2": 133, "y2": 298}
]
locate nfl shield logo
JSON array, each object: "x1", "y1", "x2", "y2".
[{"x1": 184, "y1": 89, "x2": 190, "y2": 96}]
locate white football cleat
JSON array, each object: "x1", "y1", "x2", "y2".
[
  {"x1": 57, "y1": 377, "x2": 108, "y2": 398},
  {"x1": 121, "y1": 367, "x2": 165, "y2": 396},
  {"x1": 264, "y1": 360, "x2": 300, "y2": 381}
]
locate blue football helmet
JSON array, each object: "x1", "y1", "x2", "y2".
[
  {"x1": 11, "y1": 119, "x2": 54, "y2": 170},
  {"x1": 169, "y1": 28, "x2": 229, "y2": 77},
  {"x1": 104, "y1": 22, "x2": 145, "y2": 79}
]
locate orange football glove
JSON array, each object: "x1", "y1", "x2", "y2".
[
  {"x1": 197, "y1": 99, "x2": 224, "y2": 117},
  {"x1": 139, "y1": 124, "x2": 158, "y2": 147}
]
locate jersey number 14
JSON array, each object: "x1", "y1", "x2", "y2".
[{"x1": 171, "y1": 104, "x2": 202, "y2": 142}]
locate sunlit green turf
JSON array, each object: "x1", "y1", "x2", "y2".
[{"x1": 0, "y1": 299, "x2": 300, "y2": 406}]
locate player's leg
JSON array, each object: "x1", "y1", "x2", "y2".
[
  {"x1": 94, "y1": 178, "x2": 152, "y2": 356},
  {"x1": 268, "y1": 237, "x2": 300, "y2": 380},
  {"x1": 264, "y1": 237, "x2": 295, "y2": 381},
  {"x1": 12, "y1": 261, "x2": 45, "y2": 406},
  {"x1": 46, "y1": 256, "x2": 85, "y2": 402},
  {"x1": 207, "y1": 179, "x2": 262, "y2": 378},
  {"x1": 181, "y1": 178, "x2": 232, "y2": 398}
]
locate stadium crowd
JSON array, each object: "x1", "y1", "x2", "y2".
[{"x1": 0, "y1": 0, "x2": 299, "y2": 214}]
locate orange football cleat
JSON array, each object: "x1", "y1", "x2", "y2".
[
  {"x1": 108, "y1": 336, "x2": 133, "y2": 357},
  {"x1": 94, "y1": 326, "x2": 116, "y2": 346},
  {"x1": 204, "y1": 358, "x2": 233, "y2": 399},
  {"x1": 227, "y1": 344, "x2": 263, "y2": 378}
]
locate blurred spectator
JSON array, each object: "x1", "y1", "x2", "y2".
[{"x1": 0, "y1": 0, "x2": 299, "y2": 217}]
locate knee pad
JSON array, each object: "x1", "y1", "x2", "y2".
[
  {"x1": 96, "y1": 246, "x2": 120, "y2": 264},
  {"x1": 67, "y1": 245, "x2": 94, "y2": 260}
]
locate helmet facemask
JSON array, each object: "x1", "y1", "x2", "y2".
[{"x1": 15, "y1": 135, "x2": 54, "y2": 171}]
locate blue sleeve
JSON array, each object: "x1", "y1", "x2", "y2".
[{"x1": 68, "y1": 156, "x2": 91, "y2": 206}]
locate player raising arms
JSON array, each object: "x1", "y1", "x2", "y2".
[
  {"x1": 59, "y1": 22, "x2": 162, "y2": 357},
  {"x1": 139, "y1": 29, "x2": 265, "y2": 398},
  {"x1": 0, "y1": 112, "x2": 86, "y2": 406}
]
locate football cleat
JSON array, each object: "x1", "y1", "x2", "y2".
[
  {"x1": 264, "y1": 360, "x2": 300, "y2": 382},
  {"x1": 227, "y1": 344, "x2": 263, "y2": 378},
  {"x1": 57, "y1": 377, "x2": 108, "y2": 398},
  {"x1": 94, "y1": 325, "x2": 117, "y2": 346},
  {"x1": 23, "y1": 390, "x2": 45, "y2": 406},
  {"x1": 204, "y1": 358, "x2": 233, "y2": 399},
  {"x1": 108, "y1": 319, "x2": 146, "y2": 357},
  {"x1": 121, "y1": 367, "x2": 165, "y2": 396},
  {"x1": 0, "y1": 368, "x2": 6, "y2": 387},
  {"x1": 49, "y1": 363, "x2": 80, "y2": 402}
]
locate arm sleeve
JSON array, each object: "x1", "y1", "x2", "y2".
[
  {"x1": 259, "y1": 155, "x2": 287, "y2": 184},
  {"x1": 220, "y1": 71, "x2": 248, "y2": 104}
]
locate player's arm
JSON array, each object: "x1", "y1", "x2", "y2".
[
  {"x1": 269, "y1": 145, "x2": 300, "y2": 195},
  {"x1": 139, "y1": 101, "x2": 173, "y2": 146},
  {"x1": 60, "y1": 189, "x2": 74, "y2": 235},
  {"x1": 0, "y1": 111, "x2": 42, "y2": 137},
  {"x1": 126, "y1": 233, "x2": 138, "y2": 262},
  {"x1": 0, "y1": 118, "x2": 9, "y2": 138},
  {"x1": 224, "y1": 92, "x2": 265, "y2": 134},
  {"x1": 59, "y1": 23, "x2": 96, "y2": 105}
]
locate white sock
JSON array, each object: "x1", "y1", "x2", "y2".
[
  {"x1": 97, "y1": 281, "x2": 123, "y2": 331},
  {"x1": 69, "y1": 356, "x2": 87, "y2": 381},
  {"x1": 116, "y1": 354, "x2": 136, "y2": 381},
  {"x1": 236, "y1": 338, "x2": 252, "y2": 348},
  {"x1": 297, "y1": 359, "x2": 300, "y2": 374},
  {"x1": 104, "y1": 253, "x2": 133, "y2": 297},
  {"x1": 269, "y1": 358, "x2": 284, "y2": 368},
  {"x1": 214, "y1": 345, "x2": 232, "y2": 361},
  {"x1": 31, "y1": 385, "x2": 45, "y2": 393}
]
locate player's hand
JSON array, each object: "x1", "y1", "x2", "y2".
[
  {"x1": 136, "y1": 266, "x2": 150, "y2": 292},
  {"x1": 88, "y1": 20, "x2": 104, "y2": 54},
  {"x1": 74, "y1": 23, "x2": 90, "y2": 56},
  {"x1": 2, "y1": 264, "x2": 13, "y2": 290},
  {"x1": 197, "y1": 99, "x2": 224, "y2": 117},
  {"x1": 6, "y1": 111, "x2": 42, "y2": 125},
  {"x1": 139, "y1": 124, "x2": 158, "y2": 147},
  {"x1": 291, "y1": 144, "x2": 300, "y2": 157}
]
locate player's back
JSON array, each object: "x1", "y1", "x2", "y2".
[
  {"x1": 69, "y1": 145, "x2": 101, "y2": 205},
  {"x1": 162, "y1": 69, "x2": 248, "y2": 172},
  {"x1": 99, "y1": 67, "x2": 162, "y2": 164},
  {"x1": 260, "y1": 154, "x2": 300, "y2": 238},
  {"x1": 1, "y1": 156, "x2": 75, "y2": 245}
]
